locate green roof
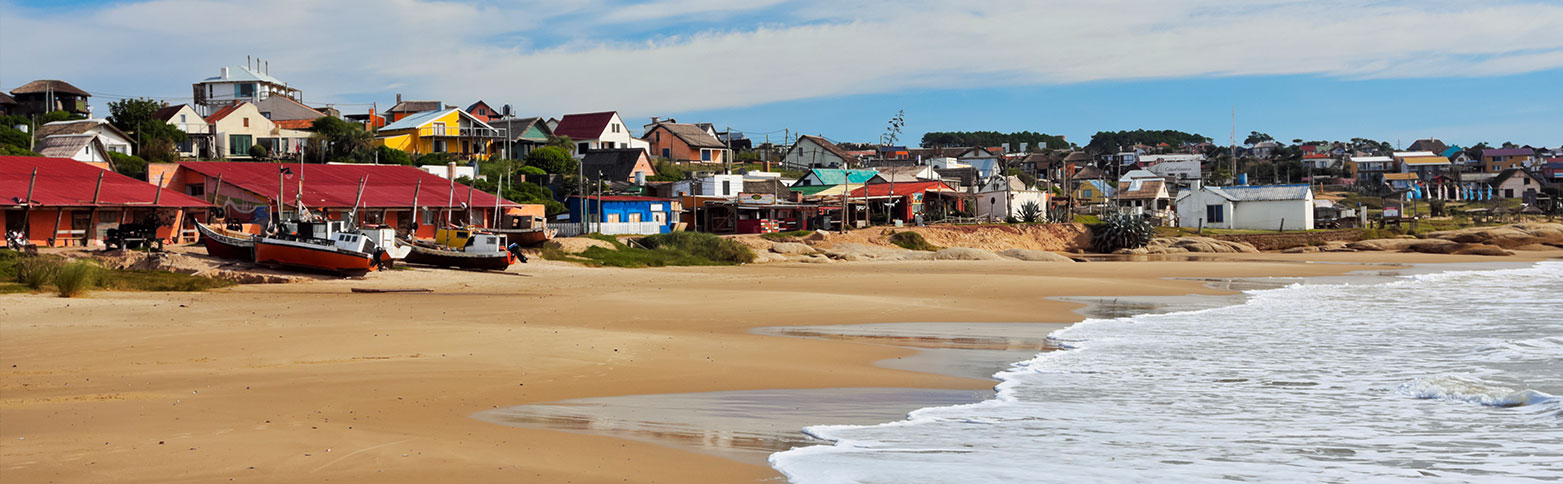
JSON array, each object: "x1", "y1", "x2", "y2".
[
  {"x1": 790, "y1": 185, "x2": 839, "y2": 196},
  {"x1": 810, "y1": 169, "x2": 879, "y2": 185}
]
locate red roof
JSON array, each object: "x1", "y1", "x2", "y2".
[
  {"x1": 206, "y1": 104, "x2": 241, "y2": 123},
  {"x1": 1, "y1": 156, "x2": 210, "y2": 208},
  {"x1": 177, "y1": 162, "x2": 513, "y2": 209},
  {"x1": 848, "y1": 181, "x2": 954, "y2": 197},
  {"x1": 551, "y1": 111, "x2": 617, "y2": 140}
]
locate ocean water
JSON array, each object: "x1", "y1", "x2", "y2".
[{"x1": 771, "y1": 262, "x2": 1563, "y2": 483}]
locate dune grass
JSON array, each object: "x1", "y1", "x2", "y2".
[
  {"x1": 888, "y1": 231, "x2": 941, "y2": 251},
  {"x1": 1, "y1": 249, "x2": 234, "y2": 297},
  {"x1": 544, "y1": 232, "x2": 756, "y2": 268}
]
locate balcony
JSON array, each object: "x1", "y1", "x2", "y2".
[{"x1": 424, "y1": 126, "x2": 501, "y2": 138}]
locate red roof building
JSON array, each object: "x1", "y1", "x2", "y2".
[
  {"x1": 170, "y1": 162, "x2": 516, "y2": 238},
  {"x1": 2, "y1": 156, "x2": 210, "y2": 247},
  {"x1": 847, "y1": 181, "x2": 960, "y2": 221}
]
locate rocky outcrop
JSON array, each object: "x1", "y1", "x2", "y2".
[
  {"x1": 996, "y1": 249, "x2": 1077, "y2": 262},
  {"x1": 931, "y1": 247, "x2": 1007, "y2": 261},
  {"x1": 769, "y1": 242, "x2": 817, "y2": 256},
  {"x1": 1131, "y1": 237, "x2": 1260, "y2": 254},
  {"x1": 1422, "y1": 223, "x2": 1563, "y2": 249}
]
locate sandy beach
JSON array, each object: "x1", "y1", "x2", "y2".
[{"x1": 2, "y1": 250, "x2": 1558, "y2": 483}]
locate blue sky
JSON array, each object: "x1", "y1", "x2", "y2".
[{"x1": 3, "y1": 0, "x2": 1560, "y2": 148}]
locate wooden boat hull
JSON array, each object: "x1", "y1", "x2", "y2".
[
  {"x1": 195, "y1": 222, "x2": 255, "y2": 261},
  {"x1": 490, "y1": 228, "x2": 555, "y2": 247},
  {"x1": 255, "y1": 238, "x2": 379, "y2": 276},
  {"x1": 404, "y1": 245, "x2": 513, "y2": 271}
]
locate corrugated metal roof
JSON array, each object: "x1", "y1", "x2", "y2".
[
  {"x1": 552, "y1": 111, "x2": 617, "y2": 140},
  {"x1": 1382, "y1": 173, "x2": 1420, "y2": 181},
  {"x1": 380, "y1": 108, "x2": 453, "y2": 131},
  {"x1": 202, "y1": 65, "x2": 286, "y2": 85},
  {"x1": 848, "y1": 181, "x2": 953, "y2": 197},
  {"x1": 808, "y1": 169, "x2": 880, "y2": 185},
  {"x1": 1483, "y1": 148, "x2": 1535, "y2": 157},
  {"x1": 177, "y1": 161, "x2": 511, "y2": 209},
  {"x1": 1, "y1": 156, "x2": 210, "y2": 208},
  {"x1": 1209, "y1": 184, "x2": 1311, "y2": 201},
  {"x1": 1401, "y1": 156, "x2": 1450, "y2": 165}
]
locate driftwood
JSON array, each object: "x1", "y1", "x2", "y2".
[{"x1": 350, "y1": 288, "x2": 434, "y2": 293}]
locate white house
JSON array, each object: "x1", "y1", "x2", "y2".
[
  {"x1": 928, "y1": 157, "x2": 968, "y2": 170},
  {"x1": 1176, "y1": 184, "x2": 1314, "y2": 231},
  {"x1": 782, "y1": 135, "x2": 856, "y2": 169},
  {"x1": 154, "y1": 104, "x2": 212, "y2": 158},
  {"x1": 192, "y1": 64, "x2": 302, "y2": 116},
  {"x1": 672, "y1": 174, "x2": 745, "y2": 198},
  {"x1": 975, "y1": 176, "x2": 1049, "y2": 222},
  {"x1": 34, "y1": 134, "x2": 111, "y2": 164},
  {"x1": 35, "y1": 119, "x2": 135, "y2": 156},
  {"x1": 551, "y1": 111, "x2": 648, "y2": 155}
]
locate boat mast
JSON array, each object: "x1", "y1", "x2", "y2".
[{"x1": 350, "y1": 175, "x2": 367, "y2": 229}]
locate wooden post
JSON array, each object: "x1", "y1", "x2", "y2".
[
  {"x1": 89, "y1": 171, "x2": 104, "y2": 246},
  {"x1": 211, "y1": 173, "x2": 224, "y2": 205},
  {"x1": 22, "y1": 168, "x2": 36, "y2": 240},
  {"x1": 1278, "y1": 218, "x2": 1285, "y2": 233},
  {"x1": 1197, "y1": 217, "x2": 1203, "y2": 235},
  {"x1": 51, "y1": 209, "x2": 63, "y2": 247}
]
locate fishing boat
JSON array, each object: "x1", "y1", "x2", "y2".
[
  {"x1": 194, "y1": 221, "x2": 257, "y2": 261},
  {"x1": 254, "y1": 221, "x2": 390, "y2": 276},
  {"x1": 485, "y1": 213, "x2": 556, "y2": 246},
  {"x1": 402, "y1": 228, "x2": 520, "y2": 271}
]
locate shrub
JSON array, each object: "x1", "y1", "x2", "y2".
[
  {"x1": 53, "y1": 260, "x2": 103, "y2": 297},
  {"x1": 639, "y1": 231, "x2": 755, "y2": 264},
  {"x1": 1090, "y1": 212, "x2": 1155, "y2": 252},
  {"x1": 888, "y1": 231, "x2": 940, "y2": 251},
  {"x1": 15, "y1": 256, "x2": 64, "y2": 289}
]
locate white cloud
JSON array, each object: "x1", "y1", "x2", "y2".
[{"x1": 2, "y1": 0, "x2": 1560, "y2": 118}]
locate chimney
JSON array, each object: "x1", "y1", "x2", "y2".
[
  {"x1": 220, "y1": 67, "x2": 229, "y2": 79},
  {"x1": 650, "y1": 116, "x2": 660, "y2": 124},
  {"x1": 396, "y1": 93, "x2": 402, "y2": 104}
]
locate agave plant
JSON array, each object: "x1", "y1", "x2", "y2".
[
  {"x1": 1018, "y1": 200, "x2": 1043, "y2": 223},
  {"x1": 1091, "y1": 212, "x2": 1155, "y2": 252}
]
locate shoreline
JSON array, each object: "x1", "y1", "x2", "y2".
[{"x1": 2, "y1": 251, "x2": 1559, "y2": 483}]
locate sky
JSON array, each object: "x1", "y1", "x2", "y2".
[{"x1": 2, "y1": 0, "x2": 1560, "y2": 149}]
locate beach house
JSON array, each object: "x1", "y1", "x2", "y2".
[
  {"x1": 1483, "y1": 148, "x2": 1538, "y2": 172},
  {"x1": 581, "y1": 148, "x2": 656, "y2": 184},
  {"x1": 1491, "y1": 168, "x2": 1549, "y2": 201},
  {"x1": 552, "y1": 111, "x2": 648, "y2": 154},
  {"x1": 35, "y1": 119, "x2": 135, "y2": 157},
  {"x1": 1176, "y1": 184, "x2": 1314, "y2": 231},
  {"x1": 206, "y1": 102, "x2": 314, "y2": 160},
  {"x1": 1072, "y1": 179, "x2": 1114, "y2": 206},
  {"x1": 644, "y1": 122, "x2": 728, "y2": 164},
  {"x1": 2, "y1": 156, "x2": 210, "y2": 248},
  {"x1": 782, "y1": 135, "x2": 856, "y2": 169},
  {"x1": 8, "y1": 80, "x2": 93, "y2": 117},
  {"x1": 155, "y1": 104, "x2": 214, "y2": 158},
  {"x1": 374, "y1": 108, "x2": 501, "y2": 160},
  {"x1": 561, "y1": 195, "x2": 677, "y2": 235}
]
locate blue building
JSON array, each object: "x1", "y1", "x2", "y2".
[{"x1": 564, "y1": 195, "x2": 677, "y2": 235}]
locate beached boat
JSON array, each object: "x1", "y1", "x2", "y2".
[
  {"x1": 486, "y1": 213, "x2": 556, "y2": 247},
  {"x1": 402, "y1": 228, "x2": 519, "y2": 271},
  {"x1": 194, "y1": 221, "x2": 257, "y2": 261},
  {"x1": 254, "y1": 221, "x2": 390, "y2": 276}
]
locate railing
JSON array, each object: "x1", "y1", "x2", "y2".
[
  {"x1": 421, "y1": 126, "x2": 500, "y2": 138},
  {"x1": 554, "y1": 222, "x2": 664, "y2": 237}
]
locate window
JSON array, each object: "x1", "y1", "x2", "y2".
[
  {"x1": 179, "y1": 114, "x2": 187, "y2": 123},
  {"x1": 462, "y1": 140, "x2": 470, "y2": 154},
  {"x1": 186, "y1": 183, "x2": 205, "y2": 196},
  {"x1": 605, "y1": 213, "x2": 620, "y2": 223},
  {"x1": 702, "y1": 149, "x2": 712, "y2": 162},
  {"x1": 612, "y1": 123, "x2": 620, "y2": 133},
  {"x1": 433, "y1": 140, "x2": 448, "y2": 153},
  {"x1": 722, "y1": 180, "x2": 731, "y2": 195},
  {"x1": 1206, "y1": 204, "x2": 1224, "y2": 223},
  {"x1": 243, "y1": 117, "x2": 250, "y2": 128},
  {"x1": 578, "y1": 142, "x2": 589, "y2": 153},
  {"x1": 1083, "y1": 189, "x2": 1093, "y2": 198},
  {"x1": 235, "y1": 83, "x2": 255, "y2": 98},
  {"x1": 432, "y1": 122, "x2": 446, "y2": 136},
  {"x1": 1505, "y1": 189, "x2": 1514, "y2": 198},
  {"x1": 628, "y1": 213, "x2": 641, "y2": 223},
  {"x1": 229, "y1": 134, "x2": 252, "y2": 155},
  {"x1": 662, "y1": 148, "x2": 670, "y2": 158}
]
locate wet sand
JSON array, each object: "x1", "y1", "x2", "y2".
[{"x1": 2, "y1": 250, "x2": 1559, "y2": 483}]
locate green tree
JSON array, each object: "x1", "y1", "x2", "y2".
[
  {"x1": 1244, "y1": 131, "x2": 1274, "y2": 146},
  {"x1": 921, "y1": 130, "x2": 1071, "y2": 150},
  {"x1": 648, "y1": 158, "x2": 686, "y2": 181},
  {"x1": 525, "y1": 146, "x2": 577, "y2": 175},
  {"x1": 311, "y1": 116, "x2": 373, "y2": 161},
  {"x1": 1085, "y1": 129, "x2": 1211, "y2": 154},
  {"x1": 546, "y1": 135, "x2": 576, "y2": 154},
  {"x1": 108, "y1": 151, "x2": 148, "y2": 180},
  {"x1": 374, "y1": 145, "x2": 412, "y2": 165},
  {"x1": 248, "y1": 144, "x2": 271, "y2": 161}
]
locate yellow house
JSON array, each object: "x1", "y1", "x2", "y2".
[
  {"x1": 374, "y1": 107, "x2": 500, "y2": 159},
  {"x1": 1072, "y1": 179, "x2": 1114, "y2": 205}
]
